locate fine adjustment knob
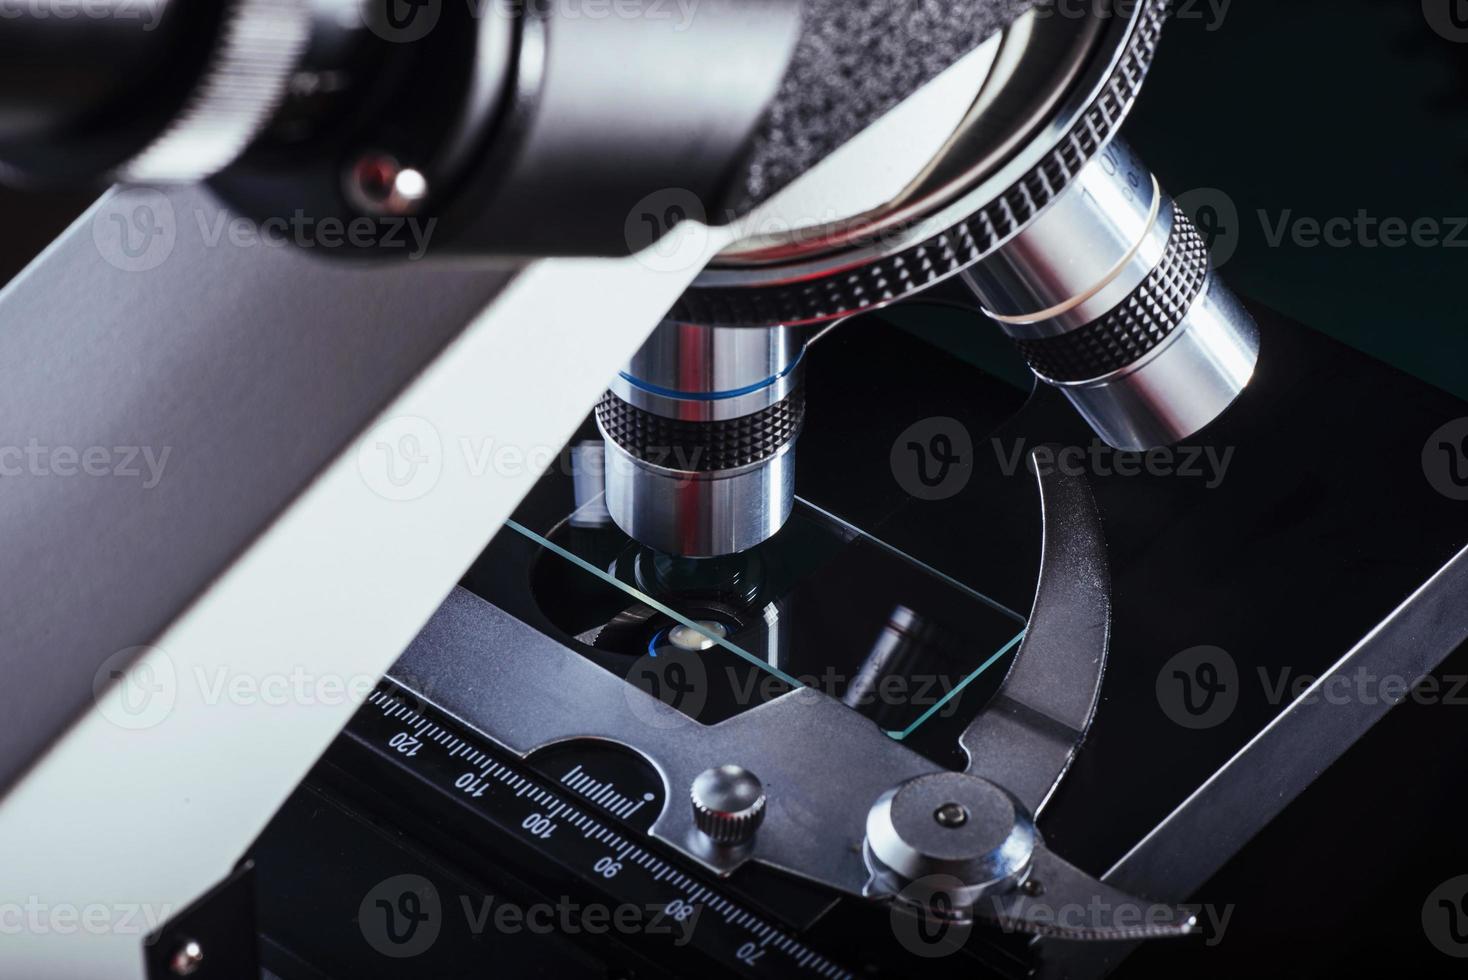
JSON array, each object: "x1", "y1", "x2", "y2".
[{"x1": 691, "y1": 766, "x2": 766, "y2": 846}]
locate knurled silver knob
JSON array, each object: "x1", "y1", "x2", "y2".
[{"x1": 691, "y1": 766, "x2": 766, "y2": 846}]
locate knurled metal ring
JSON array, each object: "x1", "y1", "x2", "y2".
[
  {"x1": 118, "y1": 0, "x2": 312, "y2": 182},
  {"x1": 1012, "y1": 204, "x2": 1210, "y2": 383},
  {"x1": 671, "y1": 0, "x2": 1169, "y2": 329},
  {"x1": 596, "y1": 391, "x2": 806, "y2": 473}
]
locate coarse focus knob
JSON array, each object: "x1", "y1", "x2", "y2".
[{"x1": 691, "y1": 766, "x2": 766, "y2": 846}]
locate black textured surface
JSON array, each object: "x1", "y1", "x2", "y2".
[
  {"x1": 682, "y1": 0, "x2": 1170, "y2": 327},
  {"x1": 596, "y1": 391, "x2": 806, "y2": 472},
  {"x1": 1013, "y1": 204, "x2": 1210, "y2": 382},
  {"x1": 734, "y1": 0, "x2": 1037, "y2": 211}
]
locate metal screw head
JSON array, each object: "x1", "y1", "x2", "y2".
[
  {"x1": 346, "y1": 153, "x2": 428, "y2": 216},
  {"x1": 934, "y1": 802, "x2": 969, "y2": 828},
  {"x1": 170, "y1": 939, "x2": 204, "y2": 976},
  {"x1": 865, "y1": 773, "x2": 1036, "y2": 903},
  {"x1": 691, "y1": 765, "x2": 766, "y2": 845}
]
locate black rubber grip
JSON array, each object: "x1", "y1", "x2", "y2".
[
  {"x1": 597, "y1": 391, "x2": 806, "y2": 473},
  {"x1": 1011, "y1": 204, "x2": 1211, "y2": 383}
]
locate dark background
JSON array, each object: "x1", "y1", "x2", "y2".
[
  {"x1": 1, "y1": 1, "x2": 1465, "y2": 976},
  {"x1": 1126, "y1": 2, "x2": 1468, "y2": 976}
]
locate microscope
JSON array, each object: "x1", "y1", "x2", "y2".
[{"x1": 2, "y1": 2, "x2": 1466, "y2": 978}]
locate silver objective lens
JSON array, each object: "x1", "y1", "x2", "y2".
[
  {"x1": 597, "y1": 323, "x2": 807, "y2": 558},
  {"x1": 959, "y1": 140, "x2": 1259, "y2": 451}
]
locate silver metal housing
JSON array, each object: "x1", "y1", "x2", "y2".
[
  {"x1": 599, "y1": 321, "x2": 808, "y2": 557},
  {"x1": 961, "y1": 141, "x2": 1260, "y2": 450},
  {"x1": 609, "y1": 323, "x2": 805, "y2": 423},
  {"x1": 600, "y1": 435, "x2": 797, "y2": 559}
]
